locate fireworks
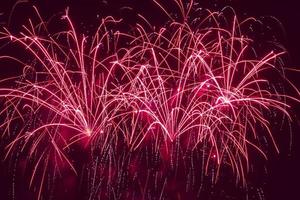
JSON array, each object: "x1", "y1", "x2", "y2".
[{"x1": 0, "y1": 1, "x2": 299, "y2": 199}]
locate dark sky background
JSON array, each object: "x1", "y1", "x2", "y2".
[{"x1": 0, "y1": 0, "x2": 299, "y2": 199}]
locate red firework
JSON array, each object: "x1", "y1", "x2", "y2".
[{"x1": 0, "y1": 1, "x2": 299, "y2": 199}]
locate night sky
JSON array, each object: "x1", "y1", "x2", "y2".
[{"x1": 0, "y1": 0, "x2": 299, "y2": 199}]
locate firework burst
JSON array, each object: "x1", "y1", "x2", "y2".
[{"x1": 0, "y1": 1, "x2": 299, "y2": 199}]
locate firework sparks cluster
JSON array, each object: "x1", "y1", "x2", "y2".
[{"x1": 0, "y1": 1, "x2": 298, "y2": 199}]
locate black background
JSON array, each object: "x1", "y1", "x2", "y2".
[{"x1": 0, "y1": 0, "x2": 299, "y2": 199}]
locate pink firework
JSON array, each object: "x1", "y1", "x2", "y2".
[{"x1": 0, "y1": 1, "x2": 299, "y2": 199}]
